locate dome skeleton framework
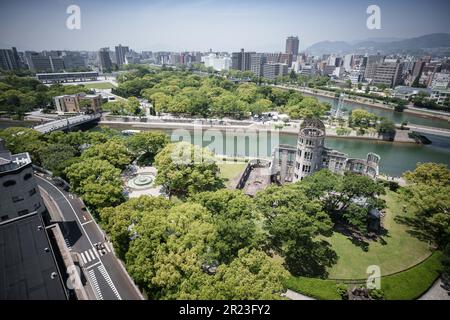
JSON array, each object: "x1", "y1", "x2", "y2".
[{"x1": 270, "y1": 118, "x2": 380, "y2": 183}]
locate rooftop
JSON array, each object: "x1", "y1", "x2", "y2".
[
  {"x1": 0, "y1": 213, "x2": 67, "y2": 300},
  {"x1": 0, "y1": 140, "x2": 32, "y2": 174}
]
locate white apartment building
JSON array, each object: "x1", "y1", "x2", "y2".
[{"x1": 201, "y1": 53, "x2": 231, "y2": 71}]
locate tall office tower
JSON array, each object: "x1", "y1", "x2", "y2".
[
  {"x1": 285, "y1": 36, "x2": 299, "y2": 56},
  {"x1": 0, "y1": 47, "x2": 20, "y2": 70},
  {"x1": 364, "y1": 54, "x2": 384, "y2": 81},
  {"x1": 412, "y1": 59, "x2": 426, "y2": 80},
  {"x1": 62, "y1": 51, "x2": 87, "y2": 70},
  {"x1": 334, "y1": 57, "x2": 343, "y2": 67},
  {"x1": 262, "y1": 63, "x2": 288, "y2": 80},
  {"x1": 279, "y1": 53, "x2": 293, "y2": 67},
  {"x1": 343, "y1": 54, "x2": 354, "y2": 72},
  {"x1": 372, "y1": 59, "x2": 404, "y2": 88},
  {"x1": 29, "y1": 55, "x2": 64, "y2": 72},
  {"x1": 114, "y1": 44, "x2": 129, "y2": 66},
  {"x1": 231, "y1": 49, "x2": 254, "y2": 71},
  {"x1": 250, "y1": 53, "x2": 267, "y2": 76},
  {"x1": 98, "y1": 47, "x2": 113, "y2": 72}
]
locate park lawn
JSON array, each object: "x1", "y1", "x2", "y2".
[
  {"x1": 284, "y1": 251, "x2": 443, "y2": 300},
  {"x1": 217, "y1": 162, "x2": 247, "y2": 188},
  {"x1": 83, "y1": 82, "x2": 116, "y2": 89},
  {"x1": 325, "y1": 190, "x2": 432, "y2": 279},
  {"x1": 284, "y1": 276, "x2": 341, "y2": 300}
]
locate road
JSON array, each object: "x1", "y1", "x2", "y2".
[{"x1": 36, "y1": 174, "x2": 143, "y2": 300}]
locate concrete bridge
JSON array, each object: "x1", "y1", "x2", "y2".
[
  {"x1": 408, "y1": 124, "x2": 450, "y2": 138},
  {"x1": 33, "y1": 113, "x2": 102, "y2": 134}
]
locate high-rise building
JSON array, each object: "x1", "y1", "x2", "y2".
[
  {"x1": 343, "y1": 54, "x2": 353, "y2": 72},
  {"x1": 62, "y1": 51, "x2": 86, "y2": 70},
  {"x1": 412, "y1": 59, "x2": 426, "y2": 80},
  {"x1": 262, "y1": 63, "x2": 288, "y2": 80},
  {"x1": 29, "y1": 55, "x2": 64, "y2": 72},
  {"x1": 372, "y1": 59, "x2": 404, "y2": 88},
  {"x1": 285, "y1": 36, "x2": 299, "y2": 56},
  {"x1": 279, "y1": 53, "x2": 293, "y2": 67},
  {"x1": 98, "y1": 47, "x2": 113, "y2": 72},
  {"x1": 0, "y1": 47, "x2": 20, "y2": 70},
  {"x1": 202, "y1": 53, "x2": 232, "y2": 71},
  {"x1": 114, "y1": 44, "x2": 129, "y2": 66},
  {"x1": 363, "y1": 54, "x2": 384, "y2": 81},
  {"x1": 231, "y1": 49, "x2": 254, "y2": 71},
  {"x1": 250, "y1": 53, "x2": 267, "y2": 77}
]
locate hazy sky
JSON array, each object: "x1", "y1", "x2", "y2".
[{"x1": 1, "y1": 0, "x2": 449, "y2": 52}]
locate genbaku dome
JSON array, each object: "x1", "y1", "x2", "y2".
[{"x1": 270, "y1": 118, "x2": 380, "y2": 184}]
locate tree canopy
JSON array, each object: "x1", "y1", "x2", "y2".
[{"x1": 154, "y1": 142, "x2": 224, "y2": 198}]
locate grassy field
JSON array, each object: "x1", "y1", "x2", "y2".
[
  {"x1": 217, "y1": 162, "x2": 247, "y2": 188},
  {"x1": 284, "y1": 276, "x2": 342, "y2": 300},
  {"x1": 285, "y1": 251, "x2": 443, "y2": 300},
  {"x1": 325, "y1": 190, "x2": 432, "y2": 279},
  {"x1": 82, "y1": 82, "x2": 116, "y2": 89}
]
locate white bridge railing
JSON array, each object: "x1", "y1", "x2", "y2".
[{"x1": 33, "y1": 113, "x2": 101, "y2": 134}]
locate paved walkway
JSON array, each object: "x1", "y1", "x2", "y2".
[
  {"x1": 283, "y1": 289, "x2": 315, "y2": 300},
  {"x1": 419, "y1": 278, "x2": 450, "y2": 300}
]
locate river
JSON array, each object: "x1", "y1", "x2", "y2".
[
  {"x1": 308, "y1": 94, "x2": 450, "y2": 130},
  {"x1": 121, "y1": 126, "x2": 450, "y2": 177},
  {"x1": 1, "y1": 118, "x2": 449, "y2": 177}
]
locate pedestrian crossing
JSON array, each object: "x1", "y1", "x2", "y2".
[
  {"x1": 79, "y1": 243, "x2": 111, "y2": 265},
  {"x1": 88, "y1": 269, "x2": 103, "y2": 300},
  {"x1": 98, "y1": 265, "x2": 122, "y2": 300}
]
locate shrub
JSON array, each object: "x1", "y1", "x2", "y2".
[
  {"x1": 369, "y1": 288, "x2": 385, "y2": 300},
  {"x1": 336, "y1": 283, "x2": 348, "y2": 300}
]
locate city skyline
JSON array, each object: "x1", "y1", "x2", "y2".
[{"x1": 1, "y1": 0, "x2": 450, "y2": 52}]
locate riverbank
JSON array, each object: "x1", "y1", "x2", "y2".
[
  {"x1": 99, "y1": 118, "x2": 417, "y2": 144},
  {"x1": 274, "y1": 85, "x2": 450, "y2": 122}
]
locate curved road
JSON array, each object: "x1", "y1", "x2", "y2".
[{"x1": 36, "y1": 174, "x2": 143, "y2": 300}]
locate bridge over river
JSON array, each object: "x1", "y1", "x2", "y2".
[
  {"x1": 408, "y1": 124, "x2": 450, "y2": 138},
  {"x1": 33, "y1": 113, "x2": 101, "y2": 134}
]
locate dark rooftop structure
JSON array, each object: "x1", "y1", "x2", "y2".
[{"x1": 0, "y1": 212, "x2": 68, "y2": 300}]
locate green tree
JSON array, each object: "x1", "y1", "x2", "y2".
[
  {"x1": 195, "y1": 249, "x2": 288, "y2": 300},
  {"x1": 65, "y1": 159, "x2": 124, "y2": 209},
  {"x1": 125, "y1": 202, "x2": 217, "y2": 299},
  {"x1": 154, "y1": 142, "x2": 224, "y2": 198},
  {"x1": 249, "y1": 98, "x2": 272, "y2": 116},
  {"x1": 0, "y1": 127, "x2": 45, "y2": 163},
  {"x1": 99, "y1": 196, "x2": 173, "y2": 259},
  {"x1": 349, "y1": 109, "x2": 377, "y2": 128},
  {"x1": 400, "y1": 163, "x2": 450, "y2": 247},
  {"x1": 126, "y1": 131, "x2": 169, "y2": 165},
  {"x1": 255, "y1": 183, "x2": 336, "y2": 277},
  {"x1": 39, "y1": 143, "x2": 78, "y2": 177},
  {"x1": 81, "y1": 139, "x2": 132, "y2": 169},
  {"x1": 376, "y1": 118, "x2": 396, "y2": 140},
  {"x1": 193, "y1": 189, "x2": 263, "y2": 263}
]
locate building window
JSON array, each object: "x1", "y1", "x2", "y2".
[
  {"x1": 302, "y1": 165, "x2": 311, "y2": 173},
  {"x1": 297, "y1": 149, "x2": 302, "y2": 157},
  {"x1": 296, "y1": 162, "x2": 300, "y2": 169},
  {"x1": 34, "y1": 202, "x2": 41, "y2": 210},
  {"x1": 24, "y1": 173, "x2": 32, "y2": 180},
  {"x1": 18, "y1": 209, "x2": 29, "y2": 216},
  {"x1": 304, "y1": 152, "x2": 313, "y2": 160},
  {"x1": 3, "y1": 180, "x2": 16, "y2": 187},
  {"x1": 1, "y1": 215, "x2": 8, "y2": 221},
  {"x1": 12, "y1": 196, "x2": 24, "y2": 203},
  {"x1": 29, "y1": 188, "x2": 37, "y2": 196}
]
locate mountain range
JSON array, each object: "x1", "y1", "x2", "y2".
[{"x1": 305, "y1": 33, "x2": 450, "y2": 56}]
